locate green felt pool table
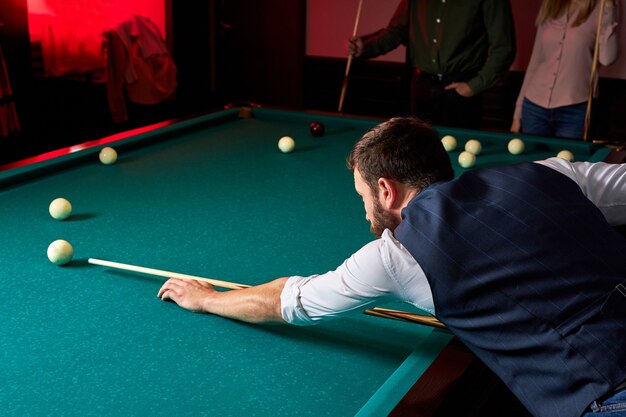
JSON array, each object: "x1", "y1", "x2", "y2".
[{"x1": 0, "y1": 107, "x2": 616, "y2": 417}]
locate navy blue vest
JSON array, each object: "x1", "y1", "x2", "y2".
[{"x1": 394, "y1": 162, "x2": 626, "y2": 417}]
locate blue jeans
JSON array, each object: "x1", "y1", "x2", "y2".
[
  {"x1": 521, "y1": 97, "x2": 587, "y2": 139},
  {"x1": 582, "y1": 388, "x2": 626, "y2": 416}
]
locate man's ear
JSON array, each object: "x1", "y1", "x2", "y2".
[{"x1": 376, "y1": 177, "x2": 398, "y2": 210}]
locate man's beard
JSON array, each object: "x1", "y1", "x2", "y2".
[{"x1": 370, "y1": 198, "x2": 400, "y2": 238}]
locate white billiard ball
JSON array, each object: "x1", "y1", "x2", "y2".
[
  {"x1": 441, "y1": 135, "x2": 457, "y2": 152},
  {"x1": 458, "y1": 151, "x2": 476, "y2": 168},
  {"x1": 49, "y1": 197, "x2": 72, "y2": 220},
  {"x1": 508, "y1": 138, "x2": 525, "y2": 155},
  {"x1": 557, "y1": 150, "x2": 574, "y2": 162},
  {"x1": 465, "y1": 139, "x2": 482, "y2": 155},
  {"x1": 278, "y1": 136, "x2": 296, "y2": 153},
  {"x1": 99, "y1": 147, "x2": 118, "y2": 165},
  {"x1": 47, "y1": 239, "x2": 74, "y2": 265}
]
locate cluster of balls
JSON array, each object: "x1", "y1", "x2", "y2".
[
  {"x1": 440, "y1": 135, "x2": 574, "y2": 168},
  {"x1": 277, "y1": 121, "x2": 325, "y2": 153},
  {"x1": 47, "y1": 146, "x2": 118, "y2": 266}
]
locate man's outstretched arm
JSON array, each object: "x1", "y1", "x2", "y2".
[{"x1": 158, "y1": 277, "x2": 288, "y2": 324}]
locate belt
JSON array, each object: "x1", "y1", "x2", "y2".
[{"x1": 415, "y1": 69, "x2": 476, "y2": 85}]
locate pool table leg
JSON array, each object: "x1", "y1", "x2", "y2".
[{"x1": 389, "y1": 338, "x2": 531, "y2": 417}]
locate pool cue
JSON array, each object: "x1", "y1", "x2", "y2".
[
  {"x1": 367, "y1": 307, "x2": 446, "y2": 329},
  {"x1": 583, "y1": 0, "x2": 608, "y2": 141},
  {"x1": 88, "y1": 258, "x2": 249, "y2": 290},
  {"x1": 88, "y1": 257, "x2": 445, "y2": 329},
  {"x1": 338, "y1": 0, "x2": 364, "y2": 113}
]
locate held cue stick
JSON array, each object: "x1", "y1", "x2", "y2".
[
  {"x1": 88, "y1": 258, "x2": 446, "y2": 329},
  {"x1": 88, "y1": 258, "x2": 250, "y2": 290},
  {"x1": 583, "y1": 0, "x2": 608, "y2": 141},
  {"x1": 338, "y1": 0, "x2": 365, "y2": 113},
  {"x1": 368, "y1": 307, "x2": 446, "y2": 329}
]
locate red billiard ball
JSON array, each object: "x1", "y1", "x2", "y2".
[{"x1": 309, "y1": 121, "x2": 325, "y2": 137}]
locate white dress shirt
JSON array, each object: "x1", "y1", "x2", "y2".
[{"x1": 281, "y1": 159, "x2": 626, "y2": 325}]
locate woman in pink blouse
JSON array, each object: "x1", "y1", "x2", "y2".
[{"x1": 511, "y1": 0, "x2": 619, "y2": 139}]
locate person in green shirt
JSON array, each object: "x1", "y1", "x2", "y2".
[{"x1": 348, "y1": 0, "x2": 516, "y2": 129}]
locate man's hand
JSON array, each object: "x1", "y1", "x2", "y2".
[
  {"x1": 158, "y1": 278, "x2": 216, "y2": 312},
  {"x1": 444, "y1": 82, "x2": 474, "y2": 97},
  {"x1": 158, "y1": 277, "x2": 288, "y2": 323},
  {"x1": 347, "y1": 37, "x2": 363, "y2": 57}
]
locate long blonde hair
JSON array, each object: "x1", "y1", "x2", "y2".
[{"x1": 536, "y1": 0, "x2": 599, "y2": 27}]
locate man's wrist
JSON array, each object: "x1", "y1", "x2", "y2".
[
  {"x1": 467, "y1": 78, "x2": 482, "y2": 96},
  {"x1": 202, "y1": 290, "x2": 220, "y2": 314}
]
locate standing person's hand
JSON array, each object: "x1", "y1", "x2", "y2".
[
  {"x1": 444, "y1": 82, "x2": 474, "y2": 97},
  {"x1": 347, "y1": 37, "x2": 363, "y2": 57}
]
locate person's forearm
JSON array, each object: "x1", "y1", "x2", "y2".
[
  {"x1": 360, "y1": 0, "x2": 408, "y2": 59},
  {"x1": 470, "y1": 0, "x2": 516, "y2": 94},
  {"x1": 599, "y1": 4, "x2": 619, "y2": 66},
  {"x1": 203, "y1": 277, "x2": 289, "y2": 324},
  {"x1": 512, "y1": 26, "x2": 543, "y2": 120}
]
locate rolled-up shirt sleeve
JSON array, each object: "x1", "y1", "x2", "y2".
[{"x1": 280, "y1": 229, "x2": 435, "y2": 326}]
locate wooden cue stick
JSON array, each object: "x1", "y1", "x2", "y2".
[
  {"x1": 368, "y1": 307, "x2": 446, "y2": 329},
  {"x1": 338, "y1": 0, "x2": 365, "y2": 113},
  {"x1": 88, "y1": 257, "x2": 445, "y2": 329},
  {"x1": 583, "y1": 0, "x2": 608, "y2": 141},
  {"x1": 88, "y1": 258, "x2": 250, "y2": 290}
]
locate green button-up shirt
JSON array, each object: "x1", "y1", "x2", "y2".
[{"x1": 361, "y1": 0, "x2": 516, "y2": 95}]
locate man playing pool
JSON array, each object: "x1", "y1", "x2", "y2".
[{"x1": 158, "y1": 117, "x2": 626, "y2": 417}]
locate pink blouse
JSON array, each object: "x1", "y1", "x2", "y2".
[{"x1": 514, "y1": 2, "x2": 619, "y2": 119}]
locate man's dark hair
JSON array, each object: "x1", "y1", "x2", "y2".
[{"x1": 347, "y1": 116, "x2": 454, "y2": 193}]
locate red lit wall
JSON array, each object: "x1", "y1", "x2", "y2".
[
  {"x1": 306, "y1": 1, "x2": 406, "y2": 63},
  {"x1": 27, "y1": 0, "x2": 165, "y2": 76}
]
